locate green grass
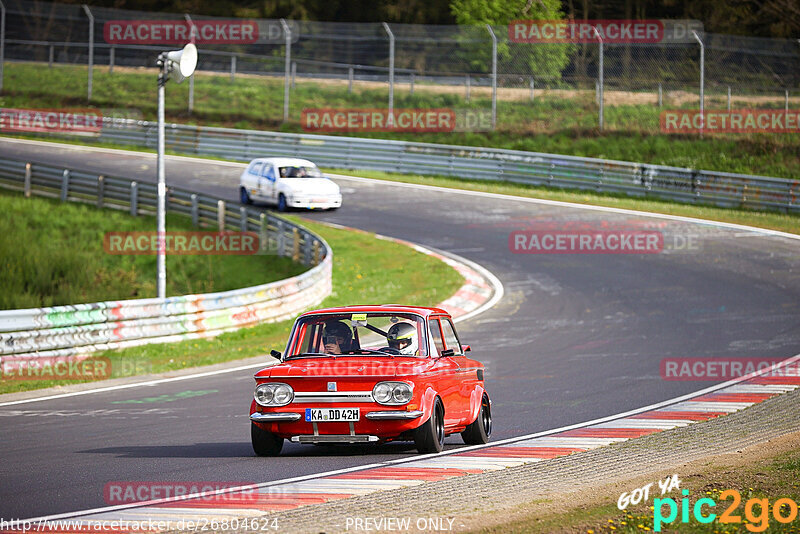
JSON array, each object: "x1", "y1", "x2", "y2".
[
  {"x1": 4, "y1": 62, "x2": 800, "y2": 179},
  {"x1": 0, "y1": 189, "x2": 304, "y2": 309},
  {"x1": 0, "y1": 214, "x2": 464, "y2": 395}
]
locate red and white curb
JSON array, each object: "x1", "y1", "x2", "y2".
[{"x1": 16, "y1": 355, "x2": 799, "y2": 532}]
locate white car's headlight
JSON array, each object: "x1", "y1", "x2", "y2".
[
  {"x1": 372, "y1": 381, "x2": 413, "y2": 405},
  {"x1": 255, "y1": 383, "x2": 294, "y2": 407}
]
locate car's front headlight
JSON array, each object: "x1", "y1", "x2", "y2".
[
  {"x1": 372, "y1": 381, "x2": 413, "y2": 405},
  {"x1": 255, "y1": 383, "x2": 294, "y2": 407}
]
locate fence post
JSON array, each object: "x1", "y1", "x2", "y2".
[
  {"x1": 23, "y1": 163, "x2": 31, "y2": 197},
  {"x1": 277, "y1": 220, "x2": 285, "y2": 256},
  {"x1": 97, "y1": 175, "x2": 105, "y2": 208},
  {"x1": 658, "y1": 83, "x2": 662, "y2": 107},
  {"x1": 410, "y1": 72, "x2": 415, "y2": 95},
  {"x1": 727, "y1": 86, "x2": 731, "y2": 111},
  {"x1": 692, "y1": 31, "x2": 704, "y2": 136},
  {"x1": 348, "y1": 66, "x2": 353, "y2": 93},
  {"x1": 82, "y1": 5, "x2": 94, "y2": 101},
  {"x1": 61, "y1": 169, "x2": 70, "y2": 201},
  {"x1": 0, "y1": 1, "x2": 5, "y2": 92},
  {"x1": 130, "y1": 181, "x2": 138, "y2": 215},
  {"x1": 49, "y1": 45, "x2": 54, "y2": 68},
  {"x1": 465, "y1": 74, "x2": 470, "y2": 103},
  {"x1": 217, "y1": 200, "x2": 225, "y2": 231},
  {"x1": 109, "y1": 46, "x2": 114, "y2": 73},
  {"x1": 312, "y1": 239, "x2": 320, "y2": 265},
  {"x1": 191, "y1": 194, "x2": 198, "y2": 226},
  {"x1": 239, "y1": 206, "x2": 247, "y2": 231},
  {"x1": 259, "y1": 212, "x2": 268, "y2": 252},
  {"x1": 486, "y1": 24, "x2": 497, "y2": 130},
  {"x1": 280, "y1": 19, "x2": 291, "y2": 123},
  {"x1": 292, "y1": 227, "x2": 300, "y2": 262},
  {"x1": 230, "y1": 55, "x2": 236, "y2": 82},
  {"x1": 382, "y1": 22, "x2": 395, "y2": 126},
  {"x1": 303, "y1": 235, "x2": 311, "y2": 265},
  {"x1": 529, "y1": 76, "x2": 534, "y2": 102},
  {"x1": 786, "y1": 89, "x2": 789, "y2": 114},
  {"x1": 291, "y1": 61, "x2": 296, "y2": 89},
  {"x1": 592, "y1": 27, "x2": 604, "y2": 131}
]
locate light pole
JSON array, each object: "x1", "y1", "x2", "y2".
[{"x1": 155, "y1": 43, "x2": 197, "y2": 299}]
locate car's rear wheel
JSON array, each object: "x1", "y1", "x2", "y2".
[
  {"x1": 251, "y1": 422, "x2": 283, "y2": 456},
  {"x1": 277, "y1": 193, "x2": 288, "y2": 212},
  {"x1": 461, "y1": 394, "x2": 491, "y2": 445},
  {"x1": 240, "y1": 186, "x2": 252, "y2": 205},
  {"x1": 414, "y1": 398, "x2": 444, "y2": 453}
]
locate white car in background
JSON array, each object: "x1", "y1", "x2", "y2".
[{"x1": 239, "y1": 157, "x2": 342, "y2": 211}]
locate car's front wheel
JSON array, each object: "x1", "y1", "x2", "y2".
[
  {"x1": 240, "y1": 186, "x2": 252, "y2": 205},
  {"x1": 251, "y1": 422, "x2": 283, "y2": 456},
  {"x1": 414, "y1": 398, "x2": 445, "y2": 453},
  {"x1": 277, "y1": 193, "x2": 288, "y2": 212},
  {"x1": 461, "y1": 394, "x2": 491, "y2": 445}
]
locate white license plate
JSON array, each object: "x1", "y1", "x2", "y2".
[{"x1": 305, "y1": 408, "x2": 360, "y2": 422}]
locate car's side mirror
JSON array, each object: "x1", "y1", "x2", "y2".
[
  {"x1": 462, "y1": 344, "x2": 471, "y2": 353},
  {"x1": 269, "y1": 349, "x2": 282, "y2": 360},
  {"x1": 440, "y1": 348, "x2": 455, "y2": 357}
]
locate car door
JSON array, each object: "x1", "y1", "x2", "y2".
[
  {"x1": 429, "y1": 317, "x2": 464, "y2": 426},
  {"x1": 439, "y1": 317, "x2": 474, "y2": 424},
  {"x1": 261, "y1": 164, "x2": 276, "y2": 202}
]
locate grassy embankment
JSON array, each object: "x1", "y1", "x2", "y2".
[{"x1": 0, "y1": 189, "x2": 463, "y2": 394}]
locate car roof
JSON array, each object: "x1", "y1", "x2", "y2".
[
  {"x1": 249, "y1": 157, "x2": 317, "y2": 168},
  {"x1": 299, "y1": 304, "x2": 450, "y2": 319}
]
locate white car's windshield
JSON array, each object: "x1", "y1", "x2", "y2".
[
  {"x1": 279, "y1": 165, "x2": 322, "y2": 178},
  {"x1": 287, "y1": 312, "x2": 428, "y2": 358}
]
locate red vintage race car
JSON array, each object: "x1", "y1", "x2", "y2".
[{"x1": 249, "y1": 305, "x2": 492, "y2": 456}]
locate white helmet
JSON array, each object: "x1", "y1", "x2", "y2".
[{"x1": 387, "y1": 323, "x2": 418, "y2": 355}]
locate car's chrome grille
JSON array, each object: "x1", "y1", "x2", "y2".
[{"x1": 292, "y1": 391, "x2": 374, "y2": 403}]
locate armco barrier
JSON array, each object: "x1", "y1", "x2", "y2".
[
  {"x1": 0, "y1": 156, "x2": 332, "y2": 360},
  {"x1": 97, "y1": 119, "x2": 799, "y2": 213}
]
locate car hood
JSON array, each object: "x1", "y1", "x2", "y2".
[
  {"x1": 282, "y1": 178, "x2": 339, "y2": 195},
  {"x1": 255, "y1": 357, "x2": 436, "y2": 379}
]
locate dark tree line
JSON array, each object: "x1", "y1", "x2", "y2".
[{"x1": 54, "y1": 0, "x2": 799, "y2": 37}]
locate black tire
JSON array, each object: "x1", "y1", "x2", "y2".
[
  {"x1": 461, "y1": 395, "x2": 492, "y2": 445},
  {"x1": 277, "y1": 193, "x2": 288, "y2": 212},
  {"x1": 240, "y1": 186, "x2": 252, "y2": 205},
  {"x1": 414, "y1": 398, "x2": 445, "y2": 453},
  {"x1": 251, "y1": 422, "x2": 283, "y2": 456}
]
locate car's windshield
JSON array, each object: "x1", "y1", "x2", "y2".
[
  {"x1": 278, "y1": 165, "x2": 322, "y2": 179},
  {"x1": 287, "y1": 312, "x2": 428, "y2": 358}
]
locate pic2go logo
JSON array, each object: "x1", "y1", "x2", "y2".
[{"x1": 654, "y1": 489, "x2": 800, "y2": 532}]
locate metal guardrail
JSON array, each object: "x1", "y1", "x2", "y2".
[
  {"x1": 0, "y1": 156, "x2": 332, "y2": 359},
  {"x1": 98, "y1": 119, "x2": 799, "y2": 213}
]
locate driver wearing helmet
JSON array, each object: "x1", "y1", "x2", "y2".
[
  {"x1": 323, "y1": 320, "x2": 352, "y2": 355},
  {"x1": 386, "y1": 322, "x2": 418, "y2": 355}
]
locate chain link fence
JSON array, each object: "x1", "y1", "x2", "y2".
[{"x1": 1, "y1": 0, "x2": 799, "y2": 133}]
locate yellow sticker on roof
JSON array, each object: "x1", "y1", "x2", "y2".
[{"x1": 351, "y1": 313, "x2": 368, "y2": 322}]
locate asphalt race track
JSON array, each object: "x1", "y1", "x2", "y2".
[{"x1": 1, "y1": 138, "x2": 799, "y2": 519}]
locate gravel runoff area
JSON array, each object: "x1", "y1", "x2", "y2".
[{"x1": 215, "y1": 386, "x2": 800, "y2": 534}]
